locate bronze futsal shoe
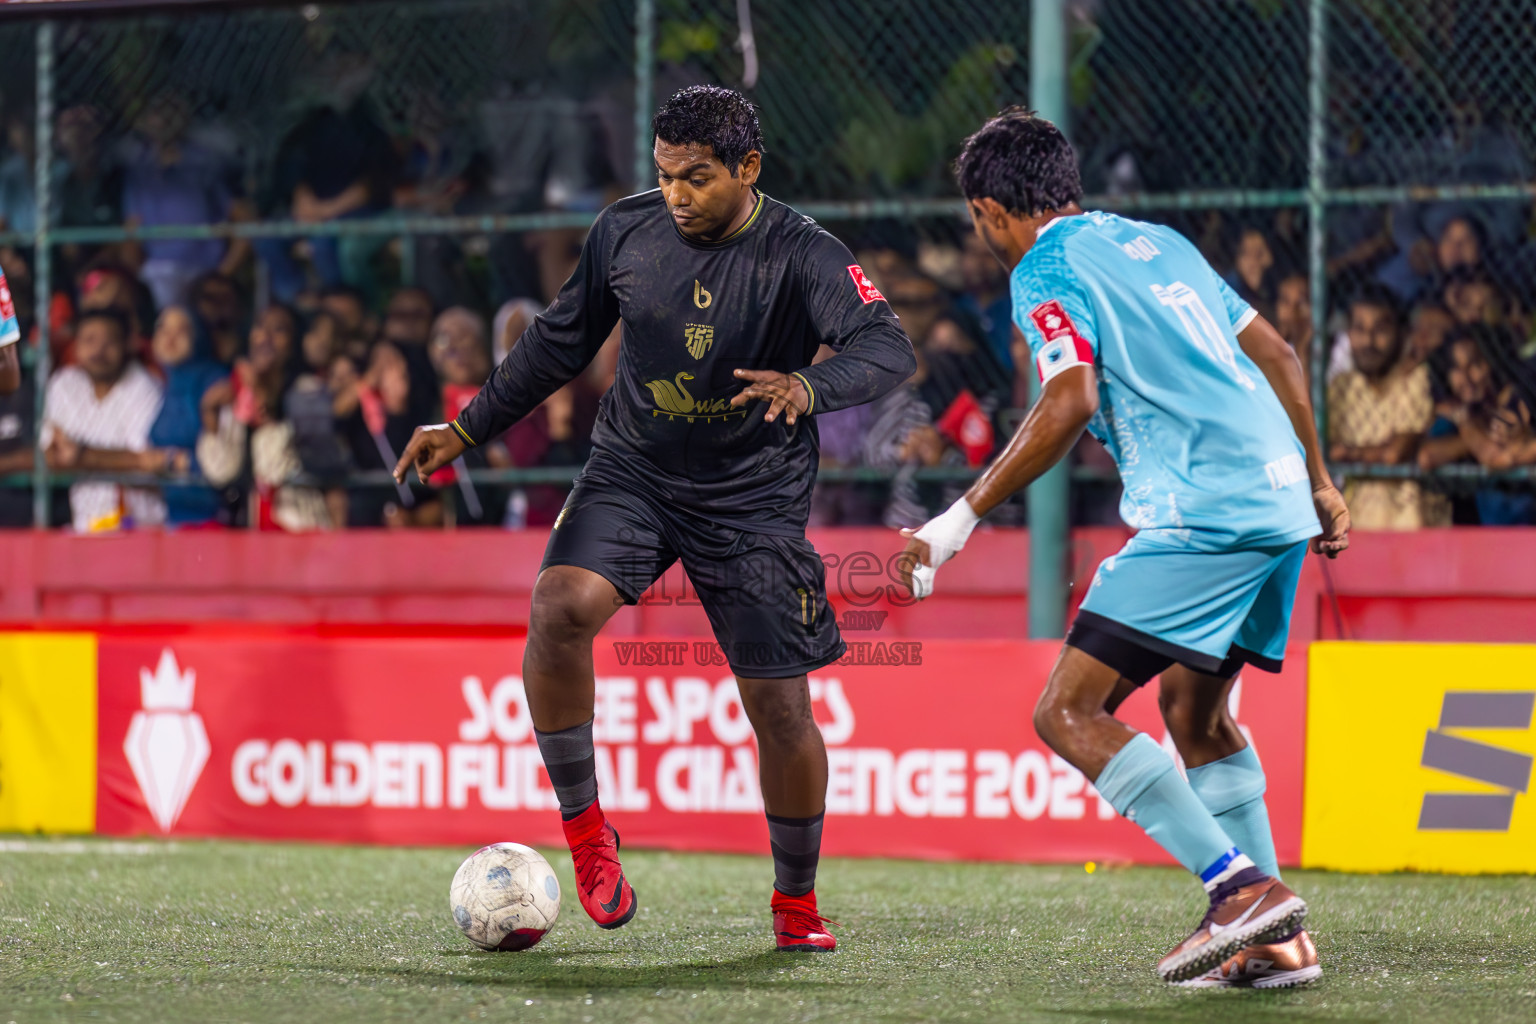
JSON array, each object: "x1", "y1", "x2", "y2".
[
  {"x1": 1156, "y1": 876, "x2": 1308, "y2": 982},
  {"x1": 1174, "y1": 927, "x2": 1322, "y2": 988},
  {"x1": 772, "y1": 888, "x2": 837, "y2": 952}
]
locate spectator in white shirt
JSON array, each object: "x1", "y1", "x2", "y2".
[{"x1": 41, "y1": 309, "x2": 178, "y2": 531}]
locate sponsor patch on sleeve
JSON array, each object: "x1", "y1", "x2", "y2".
[
  {"x1": 1028, "y1": 300, "x2": 1094, "y2": 383},
  {"x1": 847, "y1": 264, "x2": 886, "y2": 304}
]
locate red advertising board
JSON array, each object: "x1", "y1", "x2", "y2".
[{"x1": 96, "y1": 635, "x2": 1305, "y2": 866}]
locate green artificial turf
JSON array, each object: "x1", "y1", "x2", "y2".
[{"x1": 1, "y1": 837, "x2": 1533, "y2": 1023}]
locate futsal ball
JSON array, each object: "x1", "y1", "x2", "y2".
[{"x1": 449, "y1": 843, "x2": 562, "y2": 951}]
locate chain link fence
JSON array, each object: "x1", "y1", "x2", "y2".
[
  {"x1": 1323, "y1": 0, "x2": 1536, "y2": 527},
  {"x1": 0, "y1": 0, "x2": 1533, "y2": 530},
  {"x1": 655, "y1": 0, "x2": 1031, "y2": 201}
]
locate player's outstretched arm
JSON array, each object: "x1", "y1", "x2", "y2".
[
  {"x1": 899, "y1": 364, "x2": 1097, "y2": 599},
  {"x1": 451, "y1": 211, "x2": 622, "y2": 449},
  {"x1": 1235, "y1": 316, "x2": 1349, "y2": 557}
]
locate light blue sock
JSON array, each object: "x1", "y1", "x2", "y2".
[
  {"x1": 1186, "y1": 744, "x2": 1280, "y2": 879},
  {"x1": 1095, "y1": 733, "x2": 1251, "y2": 888}
]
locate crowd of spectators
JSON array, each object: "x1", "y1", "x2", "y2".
[
  {"x1": 1225, "y1": 196, "x2": 1536, "y2": 529},
  {"x1": 0, "y1": 83, "x2": 1533, "y2": 530},
  {"x1": 0, "y1": 219, "x2": 1022, "y2": 532},
  {"x1": 0, "y1": 262, "x2": 637, "y2": 530},
  {"x1": 0, "y1": 70, "x2": 1030, "y2": 532},
  {"x1": 0, "y1": 74, "x2": 630, "y2": 531}
]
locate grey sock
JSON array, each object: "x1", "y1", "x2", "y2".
[
  {"x1": 534, "y1": 719, "x2": 598, "y2": 820},
  {"x1": 766, "y1": 811, "x2": 824, "y2": 897}
]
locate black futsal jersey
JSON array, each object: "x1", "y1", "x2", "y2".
[{"x1": 451, "y1": 189, "x2": 916, "y2": 535}]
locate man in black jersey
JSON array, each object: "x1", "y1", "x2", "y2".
[{"x1": 395, "y1": 86, "x2": 914, "y2": 952}]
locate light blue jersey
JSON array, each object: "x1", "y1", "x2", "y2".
[{"x1": 1012, "y1": 211, "x2": 1317, "y2": 552}]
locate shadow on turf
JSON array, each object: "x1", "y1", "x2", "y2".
[{"x1": 334, "y1": 948, "x2": 813, "y2": 993}]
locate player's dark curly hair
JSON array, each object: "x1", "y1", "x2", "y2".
[
  {"x1": 955, "y1": 107, "x2": 1082, "y2": 216},
  {"x1": 652, "y1": 85, "x2": 765, "y2": 175}
]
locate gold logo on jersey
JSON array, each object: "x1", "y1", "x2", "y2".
[
  {"x1": 693, "y1": 280, "x2": 712, "y2": 309},
  {"x1": 684, "y1": 323, "x2": 714, "y2": 360},
  {"x1": 643, "y1": 371, "x2": 745, "y2": 423}
]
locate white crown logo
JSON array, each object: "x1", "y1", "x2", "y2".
[
  {"x1": 125, "y1": 648, "x2": 210, "y2": 832},
  {"x1": 141, "y1": 648, "x2": 196, "y2": 711}
]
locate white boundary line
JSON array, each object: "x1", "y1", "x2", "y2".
[{"x1": 0, "y1": 840, "x2": 180, "y2": 855}]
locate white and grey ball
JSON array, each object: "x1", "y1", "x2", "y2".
[{"x1": 449, "y1": 843, "x2": 561, "y2": 951}]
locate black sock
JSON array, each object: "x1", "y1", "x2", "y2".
[
  {"x1": 766, "y1": 811, "x2": 824, "y2": 897},
  {"x1": 534, "y1": 719, "x2": 597, "y2": 820}
]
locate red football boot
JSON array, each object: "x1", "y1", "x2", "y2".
[
  {"x1": 562, "y1": 802, "x2": 637, "y2": 929},
  {"x1": 772, "y1": 888, "x2": 837, "y2": 952}
]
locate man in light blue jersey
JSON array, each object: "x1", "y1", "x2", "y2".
[{"x1": 900, "y1": 110, "x2": 1349, "y2": 987}]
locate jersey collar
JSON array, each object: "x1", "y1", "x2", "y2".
[
  {"x1": 672, "y1": 189, "x2": 765, "y2": 249},
  {"x1": 1035, "y1": 212, "x2": 1081, "y2": 239}
]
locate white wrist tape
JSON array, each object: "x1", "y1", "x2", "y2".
[{"x1": 908, "y1": 498, "x2": 980, "y2": 600}]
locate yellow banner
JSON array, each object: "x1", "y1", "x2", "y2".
[
  {"x1": 0, "y1": 633, "x2": 97, "y2": 833},
  {"x1": 1303, "y1": 642, "x2": 1536, "y2": 874}
]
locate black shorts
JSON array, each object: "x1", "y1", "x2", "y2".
[
  {"x1": 1064, "y1": 610, "x2": 1281, "y2": 687},
  {"x1": 542, "y1": 484, "x2": 845, "y2": 678}
]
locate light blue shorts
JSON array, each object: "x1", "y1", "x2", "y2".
[{"x1": 1075, "y1": 533, "x2": 1308, "y2": 675}]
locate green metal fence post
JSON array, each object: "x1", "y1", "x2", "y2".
[
  {"x1": 1307, "y1": 0, "x2": 1328, "y2": 440},
  {"x1": 1028, "y1": 0, "x2": 1070, "y2": 639},
  {"x1": 31, "y1": 20, "x2": 54, "y2": 531},
  {"x1": 634, "y1": 0, "x2": 656, "y2": 192}
]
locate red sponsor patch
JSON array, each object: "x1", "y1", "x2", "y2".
[
  {"x1": 0, "y1": 271, "x2": 15, "y2": 323},
  {"x1": 847, "y1": 265, "x2": 886, "y2": 304},
  {"x1": 1028, "y1": 299, "x2": 1085, "y2": 345},
  {"x1": 1028, "y1": 299, "x2": 1094, "y2": 382}
]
